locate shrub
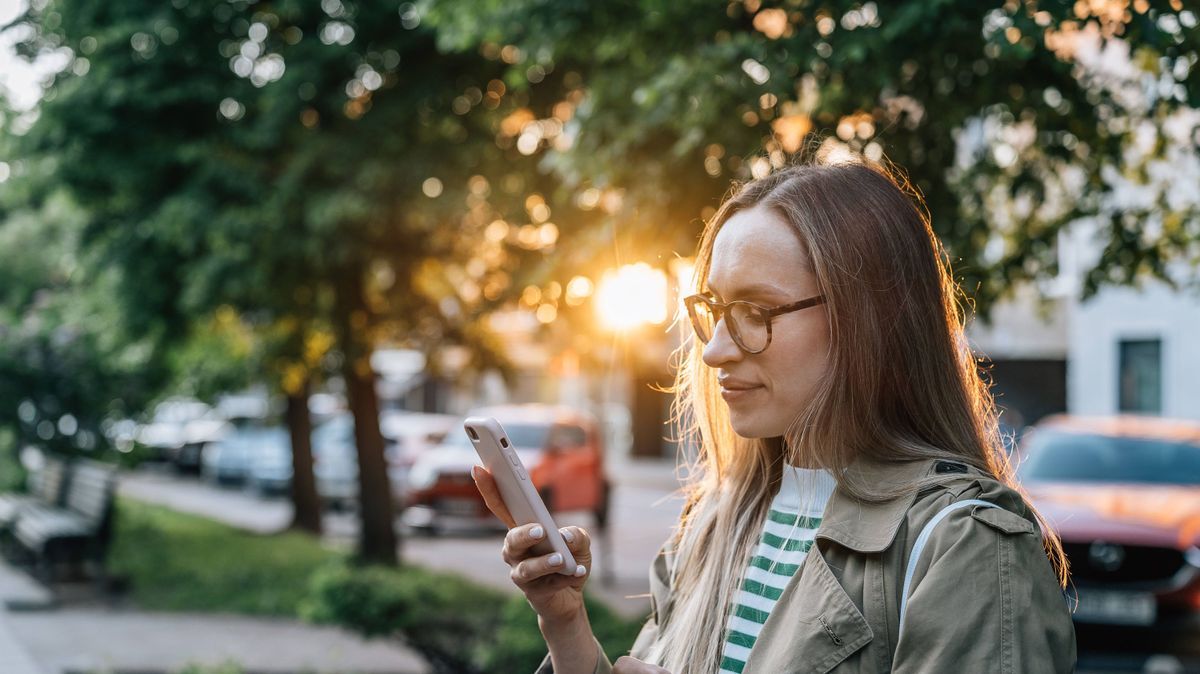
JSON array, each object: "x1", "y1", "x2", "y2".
[{"x1": 303, "y1": 562, "x2": 646, "y2": 674}]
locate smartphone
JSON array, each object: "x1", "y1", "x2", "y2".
[{"x1": 464, "y1": 416, "x2": 578, "y2": 575}]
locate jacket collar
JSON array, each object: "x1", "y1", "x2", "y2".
[{"x1": 815, "y1": 455, "x2": 944, "y2": 553}]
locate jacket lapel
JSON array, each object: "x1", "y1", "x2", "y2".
[
  {"x1": 742, "y1": 458, "x2": 940, "y2": 672},
  {"x1": 743, "y1": 545, "x2": 873, "y2": 673}
]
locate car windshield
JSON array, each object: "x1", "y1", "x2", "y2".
[
  {"x1": 447, "y1": 422, "x2": 551, "y2": 450},
  {"x1": 1018, "y1": 429, "x2": 1200, "y2": 485}
]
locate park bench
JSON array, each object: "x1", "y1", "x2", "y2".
[
  {"x1": 0, "y1": 457, "x2": 68, "y2": 539},
  {"x1": 8, "y1": 459, "x2": 118, "y2": 582}
]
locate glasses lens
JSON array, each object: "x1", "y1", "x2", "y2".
[
  {"x1": 728, "y1": 302, "x2": 769, "y2": 353},
  {"x1": 687, "y1": 297, "x2": 716, "y2": 343}
]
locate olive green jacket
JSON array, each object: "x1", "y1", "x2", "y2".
[{"x1": 536, "y1": 456, "x2": 1076, "y2": 673}]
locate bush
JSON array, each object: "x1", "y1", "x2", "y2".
[
  {"x1": 483, "y1": 592, "x2": 646, "y2": 673},
  {"x1": 0, "y1": 428, "x2": 24, "y2": 492},
  {"x1": 303, "y1": 562, "x2": 646, "y2": 674}
]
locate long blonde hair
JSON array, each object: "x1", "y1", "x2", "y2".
[{"x1": 643, "y1": 154, "x2": 1068, "y2": 673}]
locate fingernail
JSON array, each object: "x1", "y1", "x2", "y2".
[
  {"x1": 530, "y1": 525, "x2": 544, "y2": 539},
  {"x1": 574, "y1": 564, "x2": 587, "y2": 577},
  {"x1": 548, "y1": 553, "x2": 563, "y2": 566},
  {"x1": 470, "y1": 465, "x2": 479, "y2": 479},
  {"x1": 560, "y1": 528, "x2": 575, "y2": 543}
]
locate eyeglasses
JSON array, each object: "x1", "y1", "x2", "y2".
[{"x1": 683, "y1": 292, "x2": 826, "y2": 354}]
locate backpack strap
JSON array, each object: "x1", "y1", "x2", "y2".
[{"x1": 898, "y1": 499, "x2": 1001, "y2": 640}]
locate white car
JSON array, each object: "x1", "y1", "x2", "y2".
[
  {"x1": 310, "y1": 411, "x2": 459, "y2": 510},
  {"x1": 203, "y1": 424, "x2": 288, "y2": 486},
  {"x1": 137, "y1": 398, "x2": 230, "y2": 472},
  {"x1": 380, "y1": 410, "x2": 458, "y2": 494}
]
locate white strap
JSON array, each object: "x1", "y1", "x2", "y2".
[{"x1": 898, "y1": 499, "x2": 1001, "y2": 640}]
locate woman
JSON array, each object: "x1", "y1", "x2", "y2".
[{"x1": 472, "y1": 156, "x2": 1076, "y2": 673}]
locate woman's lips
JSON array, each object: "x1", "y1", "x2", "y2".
[{"x1": 720, "y1": 384, "x2": 764, "y2": 402}]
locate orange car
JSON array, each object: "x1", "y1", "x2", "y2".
[
  {"x1": 400, "y1": 404, "x2": 610, "y2": 535},
  {"x1": 1016, "y1": 414, "x2": 1200, "y2": 658}
]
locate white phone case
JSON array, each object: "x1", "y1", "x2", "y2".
[{"x1": 464, "y1": 416, "x2": 578, "y2": 575}]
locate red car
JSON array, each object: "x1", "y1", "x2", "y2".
[
  {"x1": 1017, "y1": 414, "x2": 1200, "y2": 657},
  {"x1": 400, "y1": 404, "x2": 610, "y2": 535}
]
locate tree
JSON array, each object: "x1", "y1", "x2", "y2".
[
  {"x1": 427, "y1": 0, "x2": 1200, "y2": 315},
  {"x1": 0, "y1": 185, "x2": 164, "y2": 464},
  {"x1": 6, "y1": 0, "x2": 573, "y2": 563}
]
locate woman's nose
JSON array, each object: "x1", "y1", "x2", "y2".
[{"x1": 701, "y1": 316, "x2": 743, "y2": 367}]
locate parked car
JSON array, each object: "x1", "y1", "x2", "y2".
[
  {"x1": 311, "y1": 413, "x2": 359, "y2": 510},
  {"x1": 401, "y1": 404, "x2": 610, "y2": 535},
  {"x1": 380, "y1": 410, "x2": 458, "y2": 489},
  {"x1": 203, "y1": 423, "x2": 289, "y2": 487},
  {"x1": 136, "y1": 398, "x2": 230, "y2": 473},
  {"x1": 1017, "y1": 414, "x2": 1200, "y2": 656},
  {"x1": 309, "y1": 411, "x2": 460, "y2": 510},
  {"x1": 248, "y1": 435, "x2": 294, "y2": 496}
]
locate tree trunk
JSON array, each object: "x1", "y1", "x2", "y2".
[
  {"x1": 335, "y1": 271, "x2": 399, "y2": 565},
  {"x1": 285, "y1": 382, "x2": 322, "y2": 535}
]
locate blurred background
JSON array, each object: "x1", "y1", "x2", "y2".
[{"x1": 0, "y1": 1, "x2": 1197, "y2": 673}]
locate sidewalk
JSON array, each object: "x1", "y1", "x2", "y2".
[
  {"x1": 0, "y1": 557, "x2": 427, "y2": 674},
  {"x1": 0, "y1": 610, "x2": 41, "y2": 674},
  {"x1": 0, "y1": 556, "x2": 48, "y2": 674}
]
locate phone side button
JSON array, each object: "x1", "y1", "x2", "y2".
[
  {"x1": 507, "y1": 453, "x2": 520, "y2": 467},
  {"x1": 516, "y1": 465, "x2": 528, "y2": 480}
]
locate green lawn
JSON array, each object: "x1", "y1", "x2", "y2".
[{"x1": 108, "y1": 497, "x2": 346, "y2": 615}]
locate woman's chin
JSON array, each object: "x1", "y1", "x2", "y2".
[{"x1": 728, "y1": 414, "x2": 777, "y2": 440}]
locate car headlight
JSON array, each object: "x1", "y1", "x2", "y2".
[{"x1": 408, "y1": 464, "x2": 438, "y2": 491}]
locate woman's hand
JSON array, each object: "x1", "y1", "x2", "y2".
[
  {"x1": 613, "y1": 657, "x2": 673, "y2": 673},
  {"x1": 472, "y1": 464, "x2": 593, "y2": 623}
]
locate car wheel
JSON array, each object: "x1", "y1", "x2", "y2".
[{"x1": 411, "y1": 520, "x2": 441, "y2": 537}]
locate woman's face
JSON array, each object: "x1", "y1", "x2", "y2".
[{"x1": 701, "y1": 205, "x2": 832, "y2": 439}]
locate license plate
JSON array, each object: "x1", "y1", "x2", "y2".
[
  {"x1": 1072, "y1": 589, "x2": 1156, "y2": 625},
  {"x1": 437, "y1": 498, "x2": 480, "y2": 516}
]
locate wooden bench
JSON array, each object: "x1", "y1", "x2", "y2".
[
  {"x1": 9, "y1": 459, "x2": 118, "y2": 582},
  {"x1": 0, "y1": 458, "x2": 68, "y2": 538}
]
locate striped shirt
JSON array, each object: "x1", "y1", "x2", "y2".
[{"x1": 719, "y1": 465, "x2": 837, "y2": 674}]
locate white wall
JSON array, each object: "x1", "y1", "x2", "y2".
[
  {"x1": 1069, "y1": 279, "x2": 1200, "y2": 421},
  {"x1": 967, "y1": 282, "x2": 1068, "y2": 360}
]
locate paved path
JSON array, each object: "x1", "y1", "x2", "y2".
[
  {"x1": 6, "y1": 606, "x2": 429, "y2": 674},
  {"x1": 0, "y1": 557, "x2": 50, "y2": 674},
  {"x1": 0, "y1": 609, "x2": 42, "y2": 674},
  {"x1": 1, "y1": 556, "x2": 428, "y2": 674}
]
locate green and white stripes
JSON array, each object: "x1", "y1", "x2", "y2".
[{"x1": 717, "y1": 467, "x2": 835, "y2": 674}]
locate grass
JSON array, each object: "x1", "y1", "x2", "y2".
[{"x1": 108, "y1": 497, "x2": 345, "y2": 615}]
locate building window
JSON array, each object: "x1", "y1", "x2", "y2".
[{"x1": 1118, "y1": 339, "x2": 1162, "y2": 414}]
